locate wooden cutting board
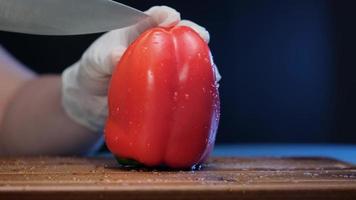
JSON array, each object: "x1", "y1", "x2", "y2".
[{"x1": 0, "y1": 156, "x2": 356, "y2": 199}]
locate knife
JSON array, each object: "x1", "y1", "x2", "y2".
[{"x1": 0, "y1": 0, "x2": 149, "y2": 35}]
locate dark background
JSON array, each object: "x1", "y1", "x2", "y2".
[{"x1": 1, "y1": 0, "x2": 356, "y2": 144}]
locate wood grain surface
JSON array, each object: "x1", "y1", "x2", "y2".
[{"x1": 0, "y1": 156, "x2": 356, "y2": 200}]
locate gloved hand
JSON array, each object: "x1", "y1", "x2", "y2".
[{"x1": 61, "y1": 6, "x2": 221, "y2": 132}]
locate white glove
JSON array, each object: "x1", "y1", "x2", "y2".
[{"x1": 61, "y1": 6, "x2": 221, "y2": 132}]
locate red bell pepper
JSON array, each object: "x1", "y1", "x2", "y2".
[{"x1": 105, "y1": 25, "x2": 220, "y2": 169}]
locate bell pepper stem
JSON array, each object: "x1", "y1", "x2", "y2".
[{"x1": 115, "y1": 156, "x2": 142, "y2": 167}]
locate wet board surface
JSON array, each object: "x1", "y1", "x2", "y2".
[{"x1": 0, "y1": 156, "x2": 356, "y2": 200}]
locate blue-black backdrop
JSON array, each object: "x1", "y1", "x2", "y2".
[{"x1": 1, "y1": 0, "x2": 356, "y2": 144}]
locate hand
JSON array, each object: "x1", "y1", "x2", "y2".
[{"x1": 61, "y1": 6, "x2": 221, "y2": 132}]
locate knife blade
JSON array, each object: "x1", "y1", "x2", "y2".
[{"x1": 0, "y1": 0, "x2": 149, "y2": 35}]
